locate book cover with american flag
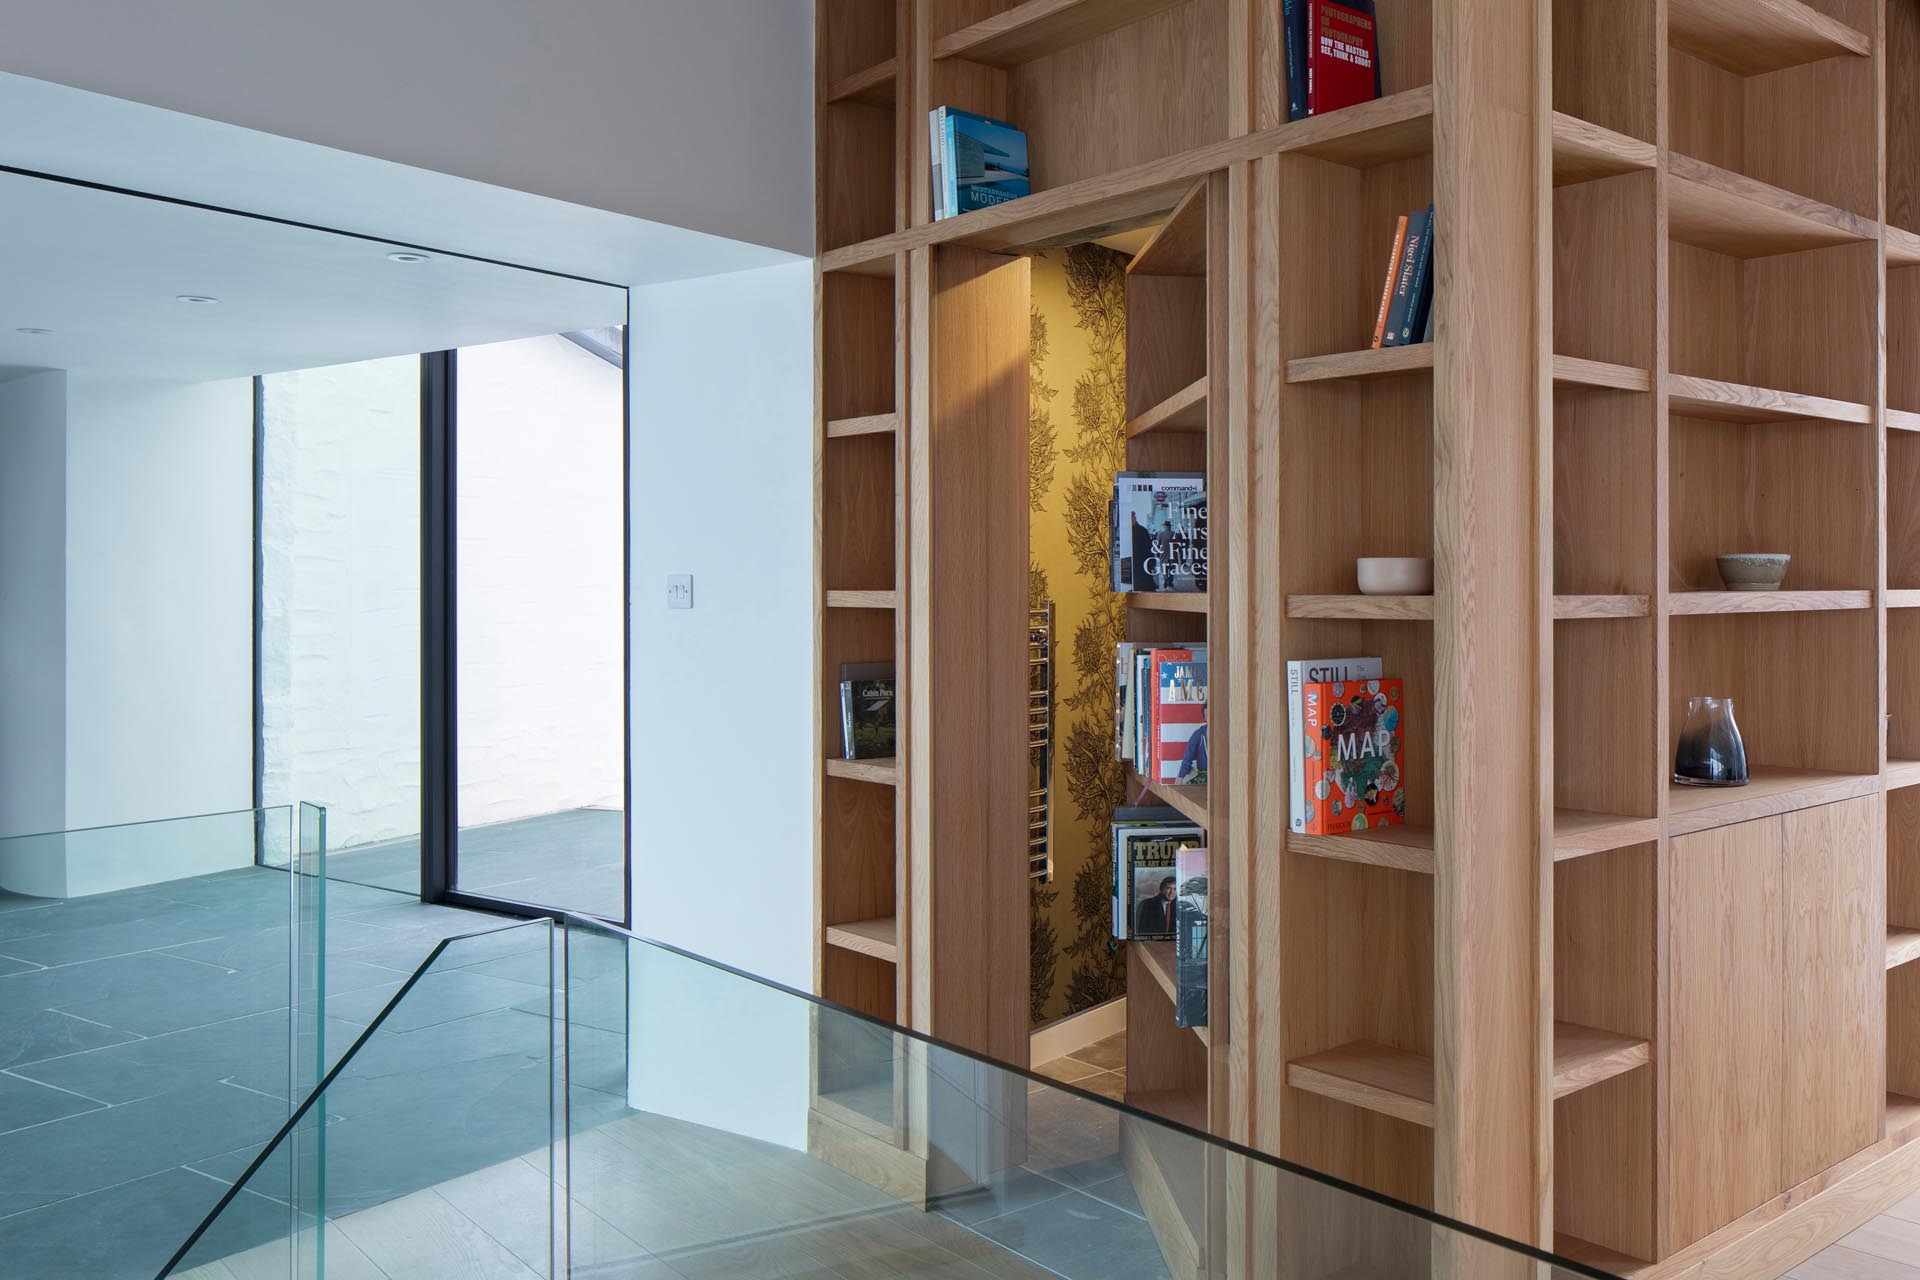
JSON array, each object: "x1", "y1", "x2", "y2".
[{"x1": 1149, "y1": 649, "x2": 1208, "y2": 785}]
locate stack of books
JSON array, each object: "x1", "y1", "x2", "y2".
[
  {"x1": 1110, "y1": 471, "x2": 1207, "y2": 594},
  {"x1": 1369, "y1": 204, "x2": 1437, "y2": 349},
  {"x1": 929, "y1": 107, "x2": 1030, "y2": 220},
  {"x1": 1287, "y1": 656, "x2": 1407, "y2": 835},
  {"x1": 1115, "y1": 643, "x2": 1208, "y2": 787}
]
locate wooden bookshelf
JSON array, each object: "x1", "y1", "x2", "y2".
[{"x1": 812, "y1": 0, "x2": 1920, "y2": 1272}]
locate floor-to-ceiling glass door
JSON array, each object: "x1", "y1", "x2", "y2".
[{"x1": 423, "y1": 326, "x2": 631, "y2": 925}]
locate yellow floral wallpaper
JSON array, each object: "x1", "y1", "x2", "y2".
[{"x1": 1028, "y1": 244, "x2": 1131, "y2": 1026}]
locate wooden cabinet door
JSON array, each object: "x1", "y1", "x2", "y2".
[
  {"x1": 1781, "y1": 796, "x2": 1883, "y2": 1186},
  {"x1": 1671, "y1": 816, "x2": 1785, "y2": 1247},
  {"x1": 1669, "y1": 795, "x2": 1883, "y2": 1247}
]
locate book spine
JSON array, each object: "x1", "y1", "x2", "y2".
[
  {"x1": 1305, "y1": 0, "x2": 1318, "y2": 116},
  {"x1": 1370, "y1": 214, "x2": 1408, "y2": 351},
  {"x1": 1401, "y1": 203, "x2": 1436, "y2": 345},
  {"x1": 1283, "y1": 0, "x2": 1308, "y2": 121},
  {"x1": 840, "y1": 681, "x2": 855, "y2": 759},
  {"x1": 1381, "y1": 209, "x2": 1426, "y2": 348},
  {"x1": 929, "y1": 108, "x2": 946, "y2": 220},
  {"x1": 942, "y1": 111, "x2": 959, "y2": 221},
  {"x1": 1287, "y1": 661, "x2": 1305, "y2": 831}
]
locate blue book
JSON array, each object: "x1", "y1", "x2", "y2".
[
  {"x1": 1381, "y1": 208, "x2": 1427, "y2": 348},
  {"x1": 1401, "y1": 203, "x2": 1436, "y2": 345},
  {"x1": 1283, "y1": 0, "x2": 1308, "y2": 121},
  {"x1": 938, "y1": 107, "x2": 1030, "y2": 216}
]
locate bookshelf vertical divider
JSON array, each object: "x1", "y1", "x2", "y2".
[{"x1": 813, "y1": 0, "x2": 1920, "y2": 1273}]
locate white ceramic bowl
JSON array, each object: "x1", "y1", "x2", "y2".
[
  {"x1": 1716, "y1": 553, "x2": 1790, "y2": 591},
  {"x1": 1356, "y1": 556, "x2": 1434, "y2": 596}
]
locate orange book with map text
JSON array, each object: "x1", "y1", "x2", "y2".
[{"x1": 1299, "y1": 677, "x2": 1404, "y2": 835}]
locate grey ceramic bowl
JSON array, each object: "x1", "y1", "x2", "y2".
[{"x1": 1716, "y1": 553, "x2": 1790, "y2": 591}]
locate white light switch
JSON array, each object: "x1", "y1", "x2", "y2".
[{"x1": 666, "y1": 574, "x2": 694, "y2": 610}]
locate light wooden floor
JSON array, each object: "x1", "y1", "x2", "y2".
[{"x1": 1793, "y1": 1189, "x2": 1920, "y2": 1279}]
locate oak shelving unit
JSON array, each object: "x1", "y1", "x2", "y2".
[{"x1": 813, "y1": 0, "x2": 1920, "y2": 1274}]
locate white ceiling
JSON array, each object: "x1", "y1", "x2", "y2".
[{"x1": 0, "y1": 169, "x2": 628, "y2": 382}]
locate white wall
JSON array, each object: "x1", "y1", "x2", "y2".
[
  {"x1": 0, "y1": 373, "x2": 253, "y2": 896},
  {"x1": 0, "y1": 1, "x2": 813, "y2": 257},
  {"x1": 624, "y1": 260, "x2": 814, "y2": 1146},
  {"x1": 63, "y1": 375, "x2": 254, "y2": 833},
  {"x1": 0, "y1": 371, "x2": 69, "y2": 842},
  {"x1": 456, "y1": 336, "x2": 625, "y2": 829},
  {"x1": 259, "y1": 357, "x2": 422, "y2": 850}
]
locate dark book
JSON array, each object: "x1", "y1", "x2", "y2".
[
  {"x1": 1174, "y1": 847, "x2": 1209, "y2": 1028},
  {"x1": 1306, "y1": 0, "x2": 1382, "y2": 117},
  {"x1": 1381, "y1": 208, "x2": 1428, "y2": 348},
  {"x1": 1283, "y1": 0, "x2": 1309, "y2": 121},
  {"x1": 1400, "y1": 203, "x2": 1436, "y2": 346},
  {"x1": 838, "y1": 661, "x2": 896, "y2": 760}
]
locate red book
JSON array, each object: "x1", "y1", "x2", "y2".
[
  {"x1": 1371, "y1": 214, "x2": 1408, "y2": 349},
  {"x1": 1307, "y1": 0, "x2": 1382, "y2": 117},
  {"x1": 1300, "y1": 676, "x2": 1404, "y2": 835}
]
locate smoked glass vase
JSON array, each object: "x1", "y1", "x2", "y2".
[{"x1": 1672, "y1": 695, "x2": 1749, "y2": 787}]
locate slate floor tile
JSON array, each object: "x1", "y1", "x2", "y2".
[
  {"x1": 0, "y1": 1070, "x2": 105, "y2": 1133},
  {"x1": 0, "y1": 1167, "x2": 284, "y2": 1280},
  {"x1": 0, "y1": 1080, "x2": 286, "y2": 1217}
]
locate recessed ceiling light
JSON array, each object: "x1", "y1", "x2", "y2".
[
  {"x1": 386, "y1": 251, "x2": 431, "y2": 263},
  {"x1": 175, "y1": 294, "x2": 219, "y2": 305},
  {"x1": 15, "y1": 327, "x2": 52, "y2": 335}
]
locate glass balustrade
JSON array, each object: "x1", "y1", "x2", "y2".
[{"x1": 158, "y1": 910, "x2": 1614, "y2": 1280}]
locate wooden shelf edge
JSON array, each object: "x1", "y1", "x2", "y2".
[
  {"x1": 1667, "y1": 153, "x2": 1877, "y2": 258},
  {"x1": 1290, "y1": 1025, "x2": 1646, "y2": 1129},
  {"x1": 1551, "y1": 1022, "x2": 1650, "y2": 1099},
  {"x1": 1553, "y1": 594, "x2": 1650, "y2": 620},
  {"x1": 1552, "y1": 810, "x2": 1661, "y2": 859},
  {"x1": 1887, "y1": 591, "x2": 1920, "y2": 610},
  {"x1": 1122, "y1": 591, "x2": 1209, "y2": 614},
  {"x1": 1289, "y1": 825, "x2": 1436, "y2": 875},
  {"x1": 1889, "y1": 408, "x2": 1920, "y2": 434},
  {"x1": 931, "y1": 0, "x2": 1191, "y2": 68},
  {"x1": 1550, "y1": 112, "x2": 1657, "y2": 187},
  {"x1": 1668, "y1": 589, "x2": 1873, "y2": 615},
  {"x1": 819, "y1": 87, "x2": 1435, "y2": 273},
  {"x1": 1887, "y1": 759, "x2": 1920, "y2": 790},
  {"x1": 826, "y1": 412, "x2": 899, "y2": 439},
  {"x1": 1889, "y1": 927, "x2": 1920, "y2": 972},
  {"x1": 1287, "y1": 1040, "x2": 1435, "y2": 1128},
  {"x1": 1127, "y1": 179, "x2": 1208, "y2": 277},
  {"x1": 825, "y1": 589, "x2": 899, "y2": 610},
  {"x1": 1287, "y1": 343, "x2": 1434, "y2": 384},
  {"x1": 1131, "y1": 771, "x2": 1209, "y2": 829},
  {"x1": 1286, "y1": 594, "x2": 1435, "y2": 621},
  {"x1": 1890, "y1": 225, "x2": 1920, "y2": 269},
  {"x1": 1126, "y1": 376, "x2": 1208, "y2": 437},
  {"x1": 1553, "y1": 355, "x2": 1653, "y2": 392},
  {"x1": 1667, "y1": 770, "x2": 1881, "y2": 837},
  {"x1": 1669, "y1": 0, "x2": 1872, "y2": 77},
  {"x1": 824, "y1": 756, "x2": 900, "y2": 786},
  {"x1": 1667, "y1": 373, "x2": 1871, "y2": 425},
  {"x1": 824, "y1": 916, "x2": 900, "y2": 963},
  {"x1": 1291, "y1": 809, "x2": 1653, "y2": 871},
  {"x1": 823, "y1": 56, "x2": 898, "y2": 107}
]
